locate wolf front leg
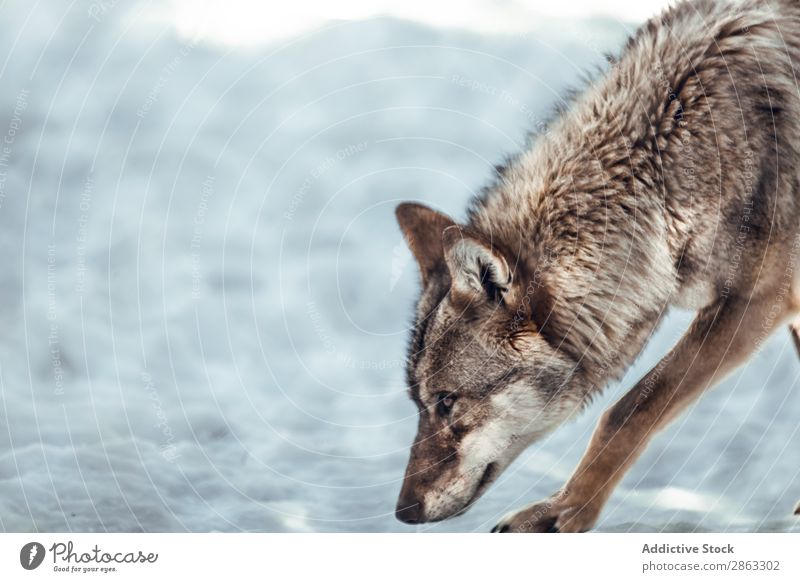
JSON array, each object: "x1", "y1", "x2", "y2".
[{"x1": 493, "y1": 293, "x2": 792, "y2": 532}]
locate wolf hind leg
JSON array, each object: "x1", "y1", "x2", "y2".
[
  {"x1": 787, "y1": 318, "x2": 800, "y2": 516},
  {"x1": 789, "y1": 316, "x2": 800, "y2": 359}
]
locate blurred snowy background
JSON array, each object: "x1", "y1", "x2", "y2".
[{"x1": 0, "y1": 0, "x2": 798, "y2": 532}]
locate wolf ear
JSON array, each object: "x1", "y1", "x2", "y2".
[
  {"x1": 395, "y1": 202, "x2": 456, "y2": 284},
  {"x1": 442, "y1": 226, "x2": 511, "y2": 302}
]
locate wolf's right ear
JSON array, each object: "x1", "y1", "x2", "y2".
[{"x1": 395, "y1": 202, "x2": 456, "y2": 285}]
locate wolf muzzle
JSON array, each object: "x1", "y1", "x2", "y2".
[{"x1": 395, "y1": 488, "x2": 423, "y2": 523}]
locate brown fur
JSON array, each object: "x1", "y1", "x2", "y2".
[{"x1": 396, "y1": 0, "x2": 800, "y2": 531}]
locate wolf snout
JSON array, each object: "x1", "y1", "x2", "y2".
[{"x1": 395, "y1": 493, "x2": 424, "y2": 524}]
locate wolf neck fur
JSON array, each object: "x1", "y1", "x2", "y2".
[{"x1": 466, "y1": 70, "x2": 680, "y2": 395}]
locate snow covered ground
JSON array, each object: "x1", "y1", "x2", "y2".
[{"x1": 0, "y1": 0, "x2": 799, "y2": 532}]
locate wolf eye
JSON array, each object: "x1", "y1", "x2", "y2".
[{"x1": 435, "y1": 392, "x2": 456, "y2": 417}]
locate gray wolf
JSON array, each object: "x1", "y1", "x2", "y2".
[{"x1": 394, "y1": 0, "x2": 800, "y2": 532}]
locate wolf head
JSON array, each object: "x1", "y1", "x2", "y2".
[{"x1": 394, "y1": 202, "x2": 581, "y2": 524}]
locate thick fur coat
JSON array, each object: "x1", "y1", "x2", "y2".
[{"x1": 395, "y1": 0, "x2": 800, "y2": 531}]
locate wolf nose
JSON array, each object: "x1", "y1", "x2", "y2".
[{"x1": 395, "y1": 496, "x2": 423, "y2": 524}]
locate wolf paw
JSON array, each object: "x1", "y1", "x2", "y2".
[{"x1": 490, "y1": 495, "x2": 600, "y2": 533}]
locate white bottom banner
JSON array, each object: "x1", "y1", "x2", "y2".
[{"x1": 1, "y1": 533, "x2": 798, "y2": 581}]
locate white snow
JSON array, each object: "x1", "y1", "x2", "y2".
[
  {"x1": 0, "y1": 0, "x2": 798, "y2": 533},
  {"x1": 165, "y1": 0, "x2": 670, "y2": 46}
]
